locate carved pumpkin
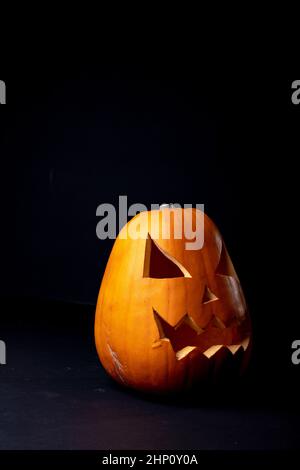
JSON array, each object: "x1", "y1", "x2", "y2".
[{"x1": 95, "y1": 207, "x2": 251, "y2": 393}]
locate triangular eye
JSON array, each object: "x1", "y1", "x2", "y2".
[
  {"x1": 202, "y1": 286, "x2": 218, "y2": 304},
  {"x1": 143, "y1": 234, "x2": 192, "y2": 279},
  {"x1": 215, "y1": 243, "x2": 236, "y2": 277}
]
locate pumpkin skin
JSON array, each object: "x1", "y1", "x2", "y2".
[{"x1": 95, "y1": 208, "x2": 251, "y2": 393}]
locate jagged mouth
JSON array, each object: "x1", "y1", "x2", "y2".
[{"x1": 152, "y1": 309, "x2": 250, "y2": 361}]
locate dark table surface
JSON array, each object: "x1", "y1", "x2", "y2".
[{"x1": 0, "y1": 298, "x2": 299, "y2": 451}]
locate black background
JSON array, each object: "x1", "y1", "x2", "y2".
[{"x1": 0, "y1": 70, "x2": 299, "y2": 453}]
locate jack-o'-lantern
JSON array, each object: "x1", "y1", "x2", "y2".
[{"x1": 95, "y1": 207, "x2": 251, "y2": 393}]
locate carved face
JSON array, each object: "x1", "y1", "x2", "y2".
[{"x1": 95, "y1": 208, "x2": 251, "y2": 393}]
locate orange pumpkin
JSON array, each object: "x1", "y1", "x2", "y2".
[{"x1": 95, "y1": 207, "x2": 251, "y2": 393}]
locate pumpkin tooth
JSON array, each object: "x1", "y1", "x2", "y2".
[
  {"x1": 212, "y1": 315, "x2": 226, "y2": 329},
  {"x1": 176, "y1": 346, "x2": 197, "y2": 361},
  {"x1": 226, "y1": 344, "x2": 242, "y2": 355},
  {"x1": 152, "y1": 338, "x2": 170, "y2": 349},
  {"x1": 183, "y1": 315, "x2": 204, "y2": 335},
  {"x1": 153, "y1": 308, "x2": 204, "y2": 338},
  {"x1": 203, "y1": 345, "x2": 223, "y2": 358},
  {"x1": 202, "y1": 337, "x2": 251, "y2": 358},
  {"x1": 241, "y1": 336, "x2": 250, "y2": 351}
]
